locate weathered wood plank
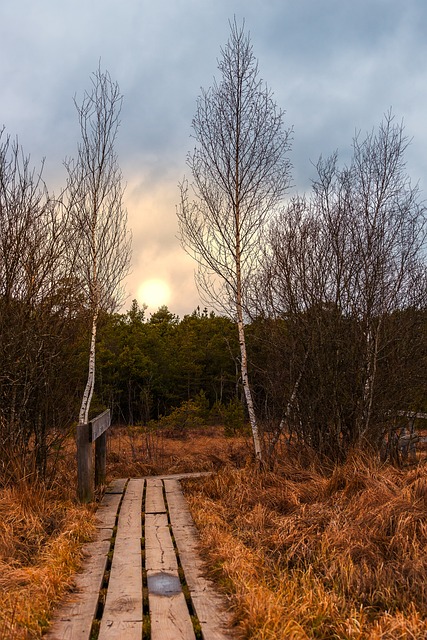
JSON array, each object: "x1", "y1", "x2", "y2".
[
  {"x1": 147, "y1": 575, "x2": 196, "y2": 640},
  {"x1": 145, "y1": 512, "x2": 178, "y2": 573},
  {"x1": 155, "y1": 471, "x2": 213, "y2": 481},
  {"x1": 164, "y1": 479, "x2": 195, "y2": 528},
  {"x1": 46, "y1": 539, "x2": 110, "y2": 639},
  {"x1": 98, "y1": 478, "x2": 144, "y2": 640},
  {"x1": 91, "y1": 409, "x2": 111, "y2": 441},
  {"x1": 145, "y1": 482, "x2": 195, "y2": 639},
  {"x1": 145, "y1": 477, "x2": 167, "y2": 514},
  {"x1": 95, "y1": 431, "x2": 107, "y2": 487},
  {"x1": 105, "y1": 478, "x2": 128, "y2": 494},
  {"x1": 95, "y1": 492, "x2": 122, "y2": 530},
  {"x1": 164, "y1": 478, "x2": 233, "y2": 640},
  {"x1": 114, "y1": 478, "x2": 143, "y2": 541}
]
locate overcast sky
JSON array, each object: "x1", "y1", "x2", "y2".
[{"x1": 1, "y1": 0, "x2": 426, "y2": 317}]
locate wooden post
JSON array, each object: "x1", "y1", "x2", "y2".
[
  {"x1": 95, "y1": 430, "x2": 107, "y2": 487},
  {"x1": 77, "y1": 410, "x2": 110, "y2": 502},
  {"x1": 77, "y1": 423, "x2": 93, "y2": 503}
]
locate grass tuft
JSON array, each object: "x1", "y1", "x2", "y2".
[
  {"x1": 184, "y1": 451, "x2": 427, "y2": 639},
  {"x1": 0, "y1": 457, "x2": 96, "y2": 639}
]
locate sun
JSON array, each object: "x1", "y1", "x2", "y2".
[{"x1": 137, "y1": 278, "x2": 171, "y2": 310}]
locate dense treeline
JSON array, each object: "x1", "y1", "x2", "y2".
[
  {"x1": 92, "y1": 301, "x2": 427, "y2": 462},
  {"x1": 95, "y1": 302, "x2": 240, "y2": 424}
]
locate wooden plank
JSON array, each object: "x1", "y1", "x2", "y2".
[
  {"x1": 164, "y1": 479, "x2": 195, "y2": 528},
  {"x1": 95, "y1": 492, "x2": 122, "y2": 530},
  {"x1": 95, "y1": 431, "x2": 107, "y2": 487},
  {"x1": 115, "y1": 478, "x2": 143, "y2": 541},
  {"x1": 164, "y1": 478, "x2": 233, "y2": 640},
  {"x1": 98, "y1": 479, "x2": 144, "y2": 640},
  {"x1": 145, "y1": 477, "x2": 166, "y2": 514},
  {"x1": 145, "y1": 513, "x2": 178, "y2": 573},
  {"x1": 147, "y1": 574, "x2": 195, "y2": 640},
  {"x1": 144, "y1": 483, "x2": 195, "y2": 640},
  {"x1": 105, "y1": 478, "x2": 128, "y2": 494},
  {"x1": 91, "y1": 409, "x2": 111, "y2": 441},
  {"x1": 46, "y1": 539, "x2": 110, "y2": 639},
  {"x1": 156, "y1": 471, "x2": 213, "y2": 481}
]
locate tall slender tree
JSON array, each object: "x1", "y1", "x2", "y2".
[
  {"x1": 65, "y1": 67, "x2": 131, "y2": 425},
  {"x1": 177, "y1": 19, "x2": 292, "y2": 460}
]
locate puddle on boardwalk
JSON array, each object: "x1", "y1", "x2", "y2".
[{"x1": 147, "y1": 572, "x2": 182, "y2": 596}]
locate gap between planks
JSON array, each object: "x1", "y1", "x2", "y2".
[
  {"x1": 47, "y1": 474, "x2": 234, "y2": 640},
  {"x1": 45, "y1": 478, "x2": 127, "y2": 640}
]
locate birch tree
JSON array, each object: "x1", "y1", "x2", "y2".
[
  {"x1": 177, "y1": 19, "x2": 292, "y2": 461},
  {"x1": 65, "y1": 68, "x2": 131, "y2": 426}
]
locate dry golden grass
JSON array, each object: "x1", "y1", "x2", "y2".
[
  {"x1": 0, "y1": 474, "x2": 96, "y2": 639},
  {"x1": 5, "y1": 425, "x2": 425, "y2": 639},
  {"x1": 106, "y1": 424, "x2": 251, "y2": 478},
  {"x1": 184, "y1": 451, "x2": 427, "y2": 639},
  {"x1": 0, "y1": 426, "x2": 249, "y2": 639}
]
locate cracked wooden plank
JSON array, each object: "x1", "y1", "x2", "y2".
[
  {"x1": 145, "y1": 479, "x2": 195, "y2": 639},
  {"x1": 98, "y1": 478, "x2": 144, "y2": 640},
  {"x1": 145, "y1": 512, "x2": 177, "y2": 572},
  {"x1": 147, "y1": 576, "x2": 195, "y2": 640}
]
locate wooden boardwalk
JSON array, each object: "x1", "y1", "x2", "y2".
[{"x1": 46, "y1": 474, "x2": 233, "y2": 639}]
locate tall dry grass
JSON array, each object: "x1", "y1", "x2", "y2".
[
  {"x1": 106, "y1": 425, "x2": 251, "y2": 477},
  {"x1": 0, "y1": 426, "x2": 250, "y2": 639},
  {"x1": 0, "y1": 450, "x2": 96, "y2": 639},
  {"x1": 184, "y1": 450, "x2": 427, "y2": 639}
]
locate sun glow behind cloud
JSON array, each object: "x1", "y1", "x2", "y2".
[{"x1": 137, "y1": 278, "x2": 171, "y2": 312}]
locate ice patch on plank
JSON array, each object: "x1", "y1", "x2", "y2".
[{"x1": 147, "y1": 572, "x2": 182, "y2": 596}]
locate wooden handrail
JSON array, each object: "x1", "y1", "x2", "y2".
[
  {"x1": 77, "y1": 410, "x2": 111, "y2": 503},
  {"x1": 396, "y1": 411, "x2": 427, "y2": 420}
]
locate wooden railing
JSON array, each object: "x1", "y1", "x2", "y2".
[
  {"x1": 77, "y1": 409, "x2": 111, "y2": 503},
  {"x1": 392, "y1": 411, "x2": 427, "y2": 463}
]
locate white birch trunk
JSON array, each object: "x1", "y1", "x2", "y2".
[
  {"x1": 79, "y1": 308, "x2": 98, "y2": 425},
  {"x1": 360, "y1": 320, "x2": 381, "y2": 437},
  {"x1": 237, "y1": 312, "x2": 262, "y2": 461}
]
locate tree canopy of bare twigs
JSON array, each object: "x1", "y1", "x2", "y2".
[
  {"x1": 65, "y1": 67, "x2": 131, "y2": 425},
  {"x1": 255, "y1": 112, "x2": 427, "y2": 458},
  {"x1": 177, "y1": 19, "x2": 292, "y2": 461},
  {"x1": 0, "y1": 128, "x2": 77, "y2": 479}
]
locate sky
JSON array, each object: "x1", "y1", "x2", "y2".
[{"x1": 1, "y1": 0, "x2": 427, "y2": 318}]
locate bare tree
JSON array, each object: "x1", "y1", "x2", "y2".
[
  {"x1": 0, "y1": 128, "x2": 77, "y2": 479},
  {"x1": 65, "y1": 68, "x2": 131, "y2": 425},
  {"x1": 177, "y1": 19, "x2": 292, "y2": 461},
  {"x1": 256, "y1": 112, "x2": 427, "y2": 458}
]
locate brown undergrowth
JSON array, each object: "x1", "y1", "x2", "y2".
[
  {"x1": 106, "y1": 424, "x2": 251, "y2": 478},
  {"x1": 0, "y1": 426, "x2": 249, "y2": 639},
  {"x1": 184, "y1": 450, "x2": 427, "y2": 639},
  {"x1": 0, "y1": 472, "x2": 96, "y2": 638}
]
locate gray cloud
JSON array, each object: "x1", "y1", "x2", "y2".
[{"x1": 1, "y1": 0, "x2": 426, "y2": 317}]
